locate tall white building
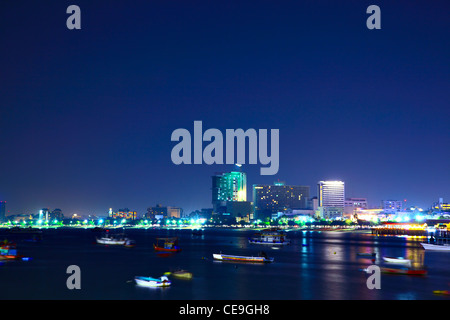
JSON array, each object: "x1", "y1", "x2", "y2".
[{"x1": 318, "y1": 181, "x2": 345, "y2": 219}]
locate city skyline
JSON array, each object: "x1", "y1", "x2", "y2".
[
  {"x1": 0, "y1": 1, "x2": 449, "y2": 216},
  {"x1": 1, "y1": 170, "x2": 445, "y2": 218}
]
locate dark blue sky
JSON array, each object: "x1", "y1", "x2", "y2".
[{"x1": 0, "y1": 1, "x2": 449, "y2": 216}]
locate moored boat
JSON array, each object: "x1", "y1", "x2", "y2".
[
  {"x1": 381, "y1": 267, "x2": 427, "y2": 276},
  {"x1": 382, "y1": 256, "x2": 412, "y2": 266},
  {"x1": 422, "y1": 229, "x2": 450, "y2": 251},
  {"x1": 154, "y1": 237, "x2": 181, "y2": 252},
  {"x1": 0, "y1": 241, "x2": 23, "y2": 260},
  {"x1": 420, "y1": 243, "x2": 450, "y2": 251},
  {"x1": 213, "y1": 252, "x2": 274, "y2": 263},
  {"x1": 96, "y1": 232, "x2": 133, "y2": 246},
  {"x1": 135, "y1": 275, "x2": 171, "y2": 287},
  {"x1": 248, "y1": 228, "x2": 290, "y2": 245}
]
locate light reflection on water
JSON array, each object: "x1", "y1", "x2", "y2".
[{"x1": 0, "y1": 228, "x2": 448, "y2": 300}]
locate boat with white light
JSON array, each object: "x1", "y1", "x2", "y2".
[
  {"x1": 248, "y1": 228, "x2": 290, "y2": 245},
  {"x1": 382, "y1": 256, "x2": 412, "y2": 266},
  {"x1": 421, "y1": 229, "x2": 450, "y2": 250},
  {"x1": 96, "y1": 232, "x2": 131, "y2": 245},
  {"x1": 420, "y1": 243, "x2": 450, "y2": 251},
  {"x1": 135, "y1": 275, "x2": 171, "y2": 287}
]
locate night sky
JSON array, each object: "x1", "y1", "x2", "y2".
[{"x1": 0, "y1": 1, "x2": 449, "y2": 217}]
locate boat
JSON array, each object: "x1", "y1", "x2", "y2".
[
  {"x1": 0, "y1": 241, "x2": 23, "y2": 260},
  {"x1": 164, "y1": 270, "x2": 193, "y2": 279},
  {"x1": 420, "y1": 243, "x2": 450, "y2": 251},
  {"x1": 135, "y1": 275, "x2": 171, "y2": 287},
  {"x1": 381, "y1": 267, "x2": 427, "y2": 276},
  {"x1": 382, "y1": 256, "x2": 412, "y2": 266},
  {"x1": 213, "y1": 251, "x2": 274, "y2": 263},
  {"x1": 153, "y1": 237, "x2": 181, "y2": 252},
  {"x1": 248, "y1": 228, "x2": 290, "y2": 245},
  {"x1": 422, "y1": 229, "x2": 450, "y2": 251},
  {"x1": 96, "y1": 232, "x2": 131, "y2": 245},
  {"x1": 433, "y1": 290, "x2": 450, "y2": 296}
]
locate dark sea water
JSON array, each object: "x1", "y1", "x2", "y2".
[{"x1": 0, "y1": 227, "x2": 449, "y2": 300}]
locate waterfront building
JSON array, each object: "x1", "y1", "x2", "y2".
[
  {"x1": 352, "y1": 208, "x2": 384, "y2": 221},
  {"x1": 109, "y1": 208, "x2": 137, "y2": 220},
  {"x1": 51, "y1": 208, "x2": 64, "y2": 221},
  {"x1": 317, "y1": 181, "x2": 345, "y2": 219},
  {"x1": 224, "y1": 201, "x2": 253, "y2": 222},
  {"x1": 39, "y1": 208, "x2": 50, "y2": 222},
  {"x1": 344, "y1": 198, "x2": 368, "y2": 217},
  {"x1": 212, "y1": 171, "x2": 247, "y2": 204},
  {"x1": 253, "y1": 182, "x2": 310, "y2": 221},
  {"x1": 0, "y1": 201, "x2": 5, "y2": 222},
  {"x1": 146, "y1": 204, "x2": 182, "y2": 220},
  {"x1": 188, "y1": 208, "x2": 213, "y2": 220},
  {"x1": 212, "y1": 171, "x2": 250, "y2": 220},
  {"x1": 382, "y1": 200, "x2": 404, "y2": 214},
  {"x1": 167, "y1": 206, "x2": 182, "y2": 218},
  {"x1": 432, "y1": 198, "x2": 450, "y2": 212}
]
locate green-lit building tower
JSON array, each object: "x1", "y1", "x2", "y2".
[
  {"x1": 0, "y1": 201, "x2": 6, "y2": 222},
  {"x1": 212, "y1": 171, "x2": 251, "y2": 221}
]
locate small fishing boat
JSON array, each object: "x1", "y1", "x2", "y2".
[
  {"x1": 420, "y1": 243, "x2": 450, "y2": 251},
  {"x1": 154, "y1": 237, "x2": 181, "y2": 252},
  {"x1": 382, "y1": 256, "x2": 412, "y2": 266},
  {"x1": 213, "y1": 252, "x2": 274, "y2": 263},
  {"x1": 96, "y1": 232, "x2": 132, "y2": 245},
  {"x1": 0, "y1": 241, "x2": 23, "y2": 260},
  {"x1": 381, "y1": 267, "x2": 427, "y2": 276},
  {"x1": 135, "y1": 275, "x2": 171, "y2": 287},
  {"x1": 248, "y1": 228, "x2": 290, "y2": 245},
  {"x1": 0, "y1": 240, "x2": 28, "y2": 260}
]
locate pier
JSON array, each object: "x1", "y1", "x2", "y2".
[{"x1": 371, "y1": 223, "x2": 427, "y2": 236}]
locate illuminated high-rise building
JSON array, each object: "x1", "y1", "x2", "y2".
[
  {"x1": 318, "y1": 181, "x2": 345, "y2": 219},
  {"x1": 212, "y1": 171, "x2": 250, "y2": 219},
  {"x1": 39, "y1": 208, "x2": 50, "y2": 221},
  {"x1": 0, "y1": 201, "x2": 6, "y2": 222},
  {"x1": 212, "y1": 171, "x2": 247, "y2": 203},
  {"x1": 253, "y1": 182, "x2": 310, "y2": 221}
]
